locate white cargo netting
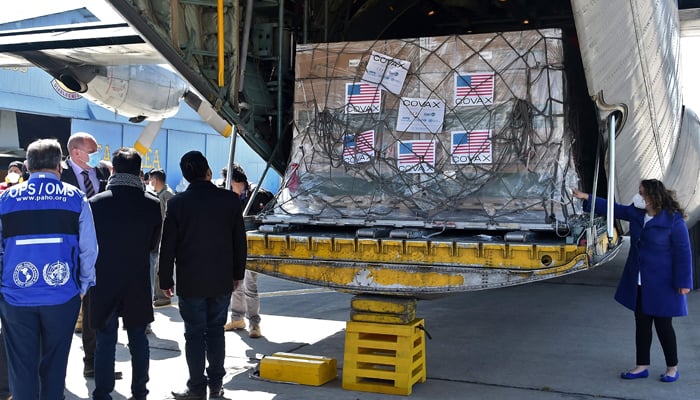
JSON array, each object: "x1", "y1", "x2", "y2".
[{"x1": 267, "y1": 29, "x2": 580, "y2": 230}]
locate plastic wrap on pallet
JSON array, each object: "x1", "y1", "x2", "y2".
[{"x1": 269, "y1": 29, "x2": 580, "y2": 229}]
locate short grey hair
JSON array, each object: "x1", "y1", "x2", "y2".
[
  {"x1": 67, "y1": 132, "x2": 97, "y2": 151},
  {"x1": 26, "y1": 139, "x2": 63, "y2": 172}
]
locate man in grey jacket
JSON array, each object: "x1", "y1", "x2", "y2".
[{"x1": 148, "y1": 168, "x2": 175, "y2": 308}]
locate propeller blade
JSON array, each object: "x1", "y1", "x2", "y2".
[
  {"x1": 183, "y1": 91, "x2": 233, "y2": 138},
  {"x1": 134, "y1": 119, "x2": 164, "y2": 155}
]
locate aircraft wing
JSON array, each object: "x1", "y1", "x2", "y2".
[
  {"x1": 0, "y1": 1, "x2": 280, "y2": 173},
  {"x1": 0, "y1": 8, "x2": 259, "y2": 165},
  {"x1": 0, "y1": 22, "x2": 165, "y2": 67},
  {"x1": 0, "y1": 17, "x2": 235, "y2": 153}
]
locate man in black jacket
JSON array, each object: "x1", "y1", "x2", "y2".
[
  {"x1": 89, "y1": 147, "x2": 162, "y2": 400},
  {"x1": 158, "y1": 151, "x2": 247, "y2": 400}
]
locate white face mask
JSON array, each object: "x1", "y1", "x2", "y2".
[
  {"x1": 632, "y1": 193, "x2": 647, "y2": 209},
  {"x1": 5, "y1": 172, "x2": 21, "y2": 184}
]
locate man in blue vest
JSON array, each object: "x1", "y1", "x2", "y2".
[{"x1": 0, "y1": 138, "x2": 98, "y2": 400}]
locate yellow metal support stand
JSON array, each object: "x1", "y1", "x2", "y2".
[
  {"x1": 350, "y1": 295, "x2": 417, "y2": 324},
  {"x1": 343, "y1": 296, "x2": 426, "y2": 396}
]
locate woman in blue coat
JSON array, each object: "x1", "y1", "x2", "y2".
[{"x1": 572, "y1": 179, "x2": 692, "y2": 383}]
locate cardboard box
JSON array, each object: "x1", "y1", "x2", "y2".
[{"x1": 283, "y1": 29, "x2": 576, "y2": 226}]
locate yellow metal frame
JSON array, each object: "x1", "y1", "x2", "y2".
[
  {"x1": 248, "y1": 233, "x2": 585, "y2": 269},
  {"x1": 246, "y1": 231, "x2": 606, "y2": 294}
]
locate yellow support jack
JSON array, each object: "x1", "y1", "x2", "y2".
[{"x1": 342, "y1": 296, "x2": 427, "y2": 396}]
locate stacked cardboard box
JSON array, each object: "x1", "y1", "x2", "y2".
[{"x1": 277, "y1": 29, "x2": 578, "y2": 227}]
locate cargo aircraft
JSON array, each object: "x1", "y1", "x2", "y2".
[{"x1": 1, "y1": 0, "x2": 699, "y2": 300}]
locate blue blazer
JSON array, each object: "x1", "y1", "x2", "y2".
[{"x1": 585, "y1": 197, "x2": 692, "y2": 317}]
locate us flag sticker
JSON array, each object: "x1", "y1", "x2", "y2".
[
  {"x1": 454, "y1": 72, "x2": 494, "y2": 107},
  {"x1": 343, "y1": 130, "x2": 375, "y2": 164},
  {"x1": 397, "y1": 140, "x2": 435, "y2": 173},
  {"x1": 451, "y1": 130, "x2": 492, "y2": 164},
  {"x1": 345, "y1": 83, "x2": 382, "y2": 114}
]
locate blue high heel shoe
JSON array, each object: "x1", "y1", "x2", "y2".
[
  {"x1": 660, "y1": 371, "x2": 679, "y2": 382},
  {"x1": 620, "y1": 369, "x2": 649, "y2": 379}
]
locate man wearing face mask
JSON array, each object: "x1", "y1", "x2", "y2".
[
  {"x1": 62, "y1": 132, "x2": 110, "y2": 195},
  {"x1": 60, "y1": 132, "x2": 118, "y2": 380},
  {"x1": 0, "y1": 138, "x2": 97, "y2": 399},
  {"x1": 147, "y1": 169, "x2": 175, "y2": 308}
]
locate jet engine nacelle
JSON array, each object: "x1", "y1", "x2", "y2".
[
  {"x1": 63, "y1": 64, "x2": 188, "y2": 122},
  {"x1": 6, "y1": 51, "x2": 231, "y2": 155}
]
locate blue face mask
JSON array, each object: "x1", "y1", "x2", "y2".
[{"x1": 86, "y1": 151, "x2": 101, "y2": 168}]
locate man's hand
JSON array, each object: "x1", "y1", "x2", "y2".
[
  {"x1": 679, "y1": 288, "x2": 690, "y2": 295},
  {"x1": 162, "y1": 288, "x2": 175, "y2": 298},
  {"x1": 233, "y1": 279, "x2": 243, "y2": 291}
]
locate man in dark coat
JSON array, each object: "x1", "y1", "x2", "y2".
[
  {"x1": 60, "y1": 131, "x2": 114, "y2": 379},
  {"x1": 159, "y1": 151, "x2": 247, "y2": 400},
  {"x1": 61, "y1": 132, "x2": 111, "y2": 195},
  {"x1": 89, "y1": 147, "x2": 162, "y2": 400}
]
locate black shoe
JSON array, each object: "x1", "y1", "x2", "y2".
[
  {"x1": 83, "y1": 365, "x2": 123, "y2": 380},
  {"x1": 153, "y1": 298, "x2": 172, "y2": 308},
  {"x1": 209, "y1": 387, "x2": 225, "y2": 399},
  {"x1": 172, "y1": 389, "x2": 205, "y2": 400}
]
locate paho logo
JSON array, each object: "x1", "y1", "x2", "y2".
[{"x1": 13, "y1": 262, "x2": 39, "y2": 287}]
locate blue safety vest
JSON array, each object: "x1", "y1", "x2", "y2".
[{"x1": 0, "y1": 174, "x2": 84, "y2": 306}]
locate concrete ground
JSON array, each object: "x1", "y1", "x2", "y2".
[{"x1": 63, "y1": 238, "x2": 700, "y2": 399}]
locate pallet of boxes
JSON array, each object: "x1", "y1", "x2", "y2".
[{"x1": 288, "y1": 28, "x2": 573, "y2": 227}]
